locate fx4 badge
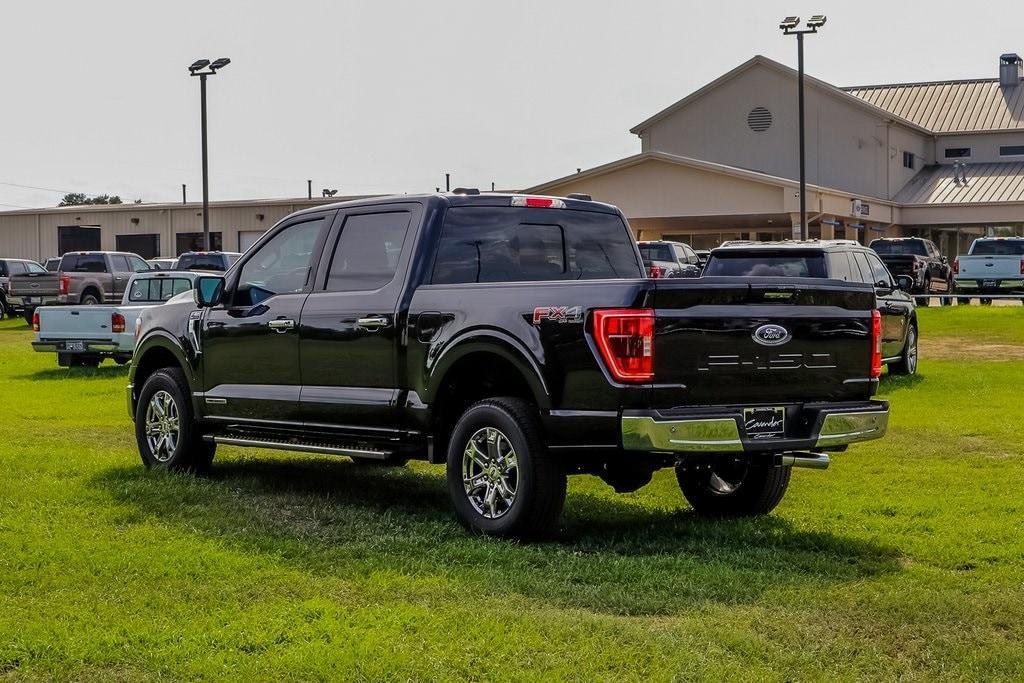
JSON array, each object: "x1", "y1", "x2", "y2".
[{"x1": 533, "y1": 306, "x2": 583, "y2": 325}]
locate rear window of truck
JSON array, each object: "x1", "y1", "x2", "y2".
[
  {"x1": 970, "y1": 240, "x2": 1024, "y2": 256},
  {"x1": 704, "y1": 252, "x2": 827, "y2": 278},
  {"x1": 638, "y1": 244, "x2": 673, "y2": 264},
  {"x1": 60, "y1": 254, "x2": 107, "y2": 273},
  {"x1": 128, "y1": 277, "x2": 193, "y2": 302},
  {"x1": 871, "y1": 240, "x2": 927, "y2": 256},
  {"x1": 431, "y1": 207, "x2": 642, "y2": 284},
  {"x1": 177, "y1": 253, "x2": 226, "y2": 271}
]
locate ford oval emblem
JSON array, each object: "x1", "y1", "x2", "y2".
[{"x1": 752, "y1": 323, "x2": 791, "y2": 346}]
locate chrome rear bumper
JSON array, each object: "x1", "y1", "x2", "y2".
[{"x1": 621, "y1": 402, "x2": 888, "y2": 454}]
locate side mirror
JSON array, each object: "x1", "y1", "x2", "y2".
[
  {"x1": 194, "y1": 276, "x2": 225, "y2": 308},
  {"x1": 895, "y1": 275, "x2": 914, "y2": 292}
]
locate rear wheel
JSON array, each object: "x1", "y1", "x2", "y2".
[
  {"x1": 23, "y1": 310, "x2": 34, "y2": 325},
  {"x1": 135, "y1": 367, "x2": 215, "y2": 472},
  {"x1": 70, "y1": 355, "x2": 101, "y2": 368},
  {"x1": 889, "y1": 324, "x2": 918, "y2": 375},
  {"x1": 446, "y1": 397, "x2": 566, "y2": 539},
  {"x1": 80, "y1": 291, "x2": 100, "y2": 305},
  {"x1": 676, "y1": 458, "x2": 791, "y2": 517}
]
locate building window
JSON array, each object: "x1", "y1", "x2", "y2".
[
  {"x1": 944, "y1": 147, "x2": 971, "y2": 159},
  {"x1": 999, "y1": 145, "x2": 1024, "y2": 156},
  {"x1": 902, "y1": 151, "x2": 915, "y2": 169}
]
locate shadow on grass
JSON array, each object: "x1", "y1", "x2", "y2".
[
  {"x1": 880, "y1": 371, "x2": 925, "y2": 392},
  {"x1": 93, "y1": 455, "x2": 902, "y2": 615},
  {"x1": 14, "y1": 365, "x2": 129, "y2": 381}
]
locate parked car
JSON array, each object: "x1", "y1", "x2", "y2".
[
  {"x1": 637, "y1": 240, "x2": 702, "y2": 278},
  {"x1": 870, "y1": 237, "x2": 953, "y2": 305},
  {"x1": 43, "y1": 257, "x2": 61, "y2": 271},
  {"x1": 0, "y1": 258, "x2": 48, "y2": 319},
  {"x1": 147, "y1": 257, "x2": 179, "y2": 271},
  {"x1": 954, "y1": 237, "x2": 1024, "y2": 304},
  {"x1": 175, "y1": 251, "x2": 241, "y2": 271},
  {"x1": 704, "y1": 240, "x2": 918, "y2": 375},
  {"x1": 8, "y1": 251, "x2": 151, "y2": 323},
  {"x1": 32, "y1": 271, "x2": 203, "y2": 367},
  {"x1": 129, "y1": 193, "x2": 890, "y2": 539},
  {"x1": 694, "y1": 249, "x2": 710, "y2": 268}
]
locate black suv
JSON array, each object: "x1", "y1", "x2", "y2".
[
  {"x1": 870, "y1": 237, "x2": 953, "y2": 304},
  {"x1": 705, "y1": 240, "x2": 918, "y2": 375},
  {"x1": 637, "y1": 240, "x2": 702, "y2": 278},
  {"x1": 175, "y1": 251, "x2": 242, "y2": 272}
]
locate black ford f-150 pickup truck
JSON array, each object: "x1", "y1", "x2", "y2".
[{"x1": 129, "y1": 193, "x2": 889, "y2": 538}]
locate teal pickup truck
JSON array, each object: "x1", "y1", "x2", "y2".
[{"x1": 32, "y1": 271, "x2": 203, "y2": 367}]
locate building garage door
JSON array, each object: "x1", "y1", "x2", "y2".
[
  {"x1": 238, "y1": 230, "x2": 266, "y2": 253},
  {"x1": 57, "y1": 226, "x2": 101, "y2": 255},
  {"x1": 175, "y1": 232, "x2": 222, "y2": 255},
  {"x1": 116, "y1": 234, "x2": 161, "y2": 259}
]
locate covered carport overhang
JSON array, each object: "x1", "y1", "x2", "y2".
[{"x1": 526, "y1": 152, "x2": 899, "y2": 243}]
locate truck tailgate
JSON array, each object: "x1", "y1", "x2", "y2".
[
  {"x1": 650, "y1": 277, "x2": 876, "y2": 405},
  {"x1": 37, "y1": 306, "x2": 118, "y2": 341},
  {"x1": 9, "y1": 272, "x2": 60, "y2": 297},
  {"x1": 956, "y1": 255, "x2": 1022, "y2": 279}
]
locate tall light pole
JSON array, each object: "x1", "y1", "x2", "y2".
[
  {"x1": 188, "y1": 58, "x2": 231, "y2": 251},
  {"x1": 779, "y1": 15, "x2": 825, "y2": 241}
]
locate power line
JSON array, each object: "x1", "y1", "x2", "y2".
[
  {"x1": 0, "y1": 202, "x2": 33, "y2": 209},
  {"x1": 0, "y1": 181, "x2": 108, "y2": 197}
]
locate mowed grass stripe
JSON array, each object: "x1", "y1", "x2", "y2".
[{"x1": 1, "y1": 310, "x2": 1023, "y2": 679}]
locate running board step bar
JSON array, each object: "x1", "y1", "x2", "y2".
[
  {"x1": 205, "y1": 435, "x2": 393, "y2": 460},
  {"x1": 780, "y1": 452, "x2": 831, "y2": 470}
]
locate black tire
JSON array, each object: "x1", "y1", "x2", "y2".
[
  {"x1": 114, "y1": 355, "x2": 131, "y2": 366},
  {"x1": 70, "y1": 355, "x2": 101, "y2": 368},
  {"x1": 981, "y1": 297, "x2": 993, "y2": 306},
  {"x1": 942, "y1": 279, "x2": 954, "y2": 306},
  {"x1": 675, "y1": 458, "x2": 791, "y2": 517},
  {"x1": 23, "y1": 310, "x2": 34, "y2": 325},
  {"x1": 350, "y1": 454, "x2": 409, "y2": 467},
  {"x1": 446, "y1": 397, "x2": 566, "y2": 539},
  {"x1": 135, "y1": 367, "x2": 215, "y2": 473},
  {"x1": 0, "y1": 295, "x2": 7, "y2": 319},
  {"x1": 889, "y1": 323, "x2": 918, "y2": 376},
  {"x1": 57, "y1": 352, "x2": 72, "y2": 368},
  {"x1": 80, "y1": 291, "x2": 101, "y2": 306}
]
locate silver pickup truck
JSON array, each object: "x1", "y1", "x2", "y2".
[
  {"x1": 32, "y1": 271, "x2": 202, "y2": 367},
  {"x1": 954, "y1": 237, "x2": 1024, "y2": 301}
]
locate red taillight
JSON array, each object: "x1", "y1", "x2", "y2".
[
  {"x1": 510, "y1": 195, "x2": 566, "y2": 209},
  {"x1": 593, "y1": 309, "x2": 655, "y2": 383},
  {"x1": 59, "y1": 273, "x2": 70, "y2": 295},
  {"x1": 870, "y1": 309, "x2": 882, "y2": 379},
  {"x1": 648, "y1": 265, "x2": 664, "y2": 279},
  {"x1": 111, "y1": 312, "x2": 126, "y2": 334},
  {"x1": 953, "y1": 258, "x2": 960, "y2": 275},
  {"x1": 32, "y1": 310, "x2": 40, "y2": 332},
  {"x1": 1020, "y1": 257, "x2": 1024, "y2": 275}
]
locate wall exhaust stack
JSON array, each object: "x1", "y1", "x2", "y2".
[{"x1": 999, "y1": 53, "x2": 1022, "y2": 87}]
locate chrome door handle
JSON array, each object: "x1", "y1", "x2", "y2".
[
  {"x1": 356, "y1": 316, "x2": 388, "y2": 331},
  {"x1": 268, "y1": 318, "x2": 296, "y2": 333}
]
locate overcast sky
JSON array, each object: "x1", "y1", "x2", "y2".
[{"x1": 2, "y1": 0, "x2": 1023, "y2": 209}]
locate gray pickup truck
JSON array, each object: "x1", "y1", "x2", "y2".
[{"x1": 8, "y1": 251, "x2": 151, "y2": 322}]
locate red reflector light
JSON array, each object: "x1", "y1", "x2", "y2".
[
  {"x1": 59, "y1": 273, "x2": 70, "y2": 295},
  {"x1": 593, "y1": 309, "x2": 655, "y2": 382},
  {"x1": 648, "y1": 265, "x2": 664, "y2": 279},
  {"x1": 32, "y1": 310, "x2": 40, "y2": 332},
  {"x1": 1020, "y1": 257, "x2": 1024, "y2": 275},
  {"x1": 111, "y1": 312, "x2": 126, "y2": 334},
  {"x1": 953, "y1": 257, "x2": 959, "y2": 275},
  {"x1": 870, "y1": 309, "x2": 882, "y2": 379},
  {"x1": 510, "y1": 195, "x2": 566, "y2": 209}
]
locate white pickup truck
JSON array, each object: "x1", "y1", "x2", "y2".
[
  {"x1": 954, "y1": 237, "x2": 1024, "y2": 302},
  {"x1": 32, "y1": 271, "x2": 203, "y2": 367}
]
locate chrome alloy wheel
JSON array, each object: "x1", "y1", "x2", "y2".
[
  {"x1": 462, "y1": 427, "x2": 519, "y2": 519},
  {"x1": 906, "y1": 327, "x2": 918, "y2": 374},
  {"x1": 144, "y1": 390, "x2": 180, "y2": 463}
]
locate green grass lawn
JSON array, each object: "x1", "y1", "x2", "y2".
[{"x1": 1, "y1": 307, "x2": 1023, "y2": 680}]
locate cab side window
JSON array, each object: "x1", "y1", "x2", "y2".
[
  {"x1": 324, "y1": 211, "x2": 411, "y2": 292},
  {"x1": 235, "y1": 218, "x2": 326, "y2": 306},
  {"x1": 128, "y1": 255, "x2": 150, "y2": 272},
  {"x1": 865, "y1": 253, "x2": 894, "y2": 287}
]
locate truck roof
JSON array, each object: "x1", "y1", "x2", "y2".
[
  {"x1": 290, "y1": 192, "x2": 622, "y2": 218},
  {"x1": 713, "y1": 239, "x2": 869, "y2": 253}
]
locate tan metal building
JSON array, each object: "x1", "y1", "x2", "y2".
[
  {"x1": 0, "y1": 196, "x2": 374, "y2": 261},
  {"x1": 528, "y1": 53, "x2": 1024, "y2": 255}
]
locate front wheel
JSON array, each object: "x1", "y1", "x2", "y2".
[
  {"x1": 676, "y1": 458, "x2": 791, "y2": 517},
  {"x1": 446, "y1": 397, "x2": 566, "y2": 539},
  {"x1": 135, "y1": 367, "x2": 215, "y2": 472},
  {"x1": 888, "y1": 324, "x2": 918, "y2": 375}
]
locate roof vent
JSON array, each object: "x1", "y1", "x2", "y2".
[
  {"x1": 451, "y1": 187, "x2": 480, "y2": 195},
  {"x1": 566, "y1": 193, "x2": 592, "y2": 201},
  {"x1": 747, "y1": 106, "x2": 773, "y2": 132},
  {"x1": 999, "y1": 53, "x2": 1022, "y2": 87}
]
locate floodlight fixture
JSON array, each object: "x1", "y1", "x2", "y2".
[
  {"x1": 779, "y1": 16, "x2": 800, "y2": 30},
  {"x1": 210, "y1": 57, "x2": 231, "y2": 71},
  {"x1": 807, "y1": 15, "x2": 827, "y2": 29},
  {"x1": 189, "y1": 59, "x2": 211, "y2": 73}
]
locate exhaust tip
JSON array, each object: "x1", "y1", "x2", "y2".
[{"x1": 781, "y1": 452, "x2": 831, "y2": 470}]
